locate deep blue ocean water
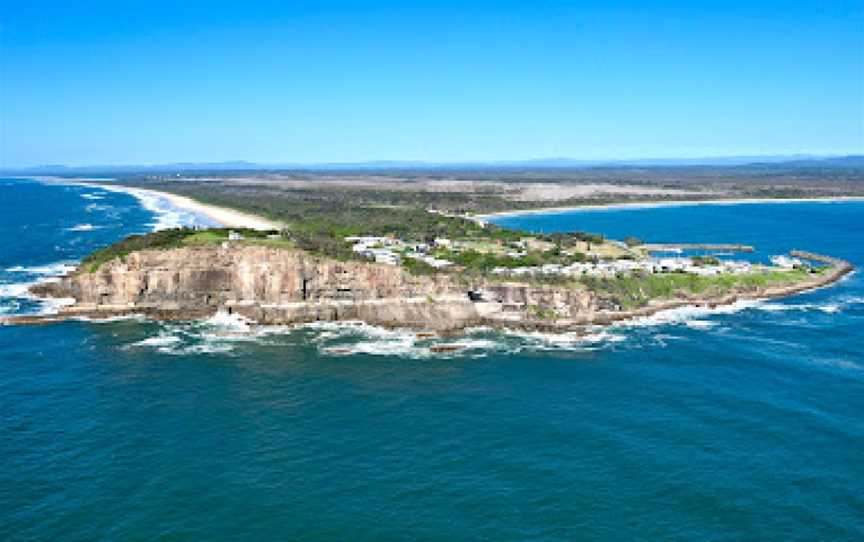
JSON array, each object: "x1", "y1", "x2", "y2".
[{"x1": 1, "y1": 179, "x2": 862, "y2": 541}]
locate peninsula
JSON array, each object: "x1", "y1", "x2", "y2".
[
  {"x1": 11, "y1": 214, "x2": 853, "y2": 334},
  {"x1": 6, "y1": 160, "x2": 861, "y2": 333}
]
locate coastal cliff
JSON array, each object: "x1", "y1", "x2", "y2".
[
  {"x1": 26, "y1": 244, "x2": 595, "y2": 331},
  {"x1": 21, "y1": 244, "x2": 853, "y2": 332}
]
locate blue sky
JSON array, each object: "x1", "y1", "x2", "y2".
[{"x1": 1, "y1": 0, "x2": 862, "y2": 166}]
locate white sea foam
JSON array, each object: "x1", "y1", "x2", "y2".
[
  {"x1": 684, "y1": 320, "x2": 718, "y2": 330},
  {"x1": 487, "y1": 327, "x2": 626, "y2": 353},
  {"x1": 45, "y1": 179, "x2": 212, "y2": 232},
  {"x1": 6, "y1": 262, "x2": 77, "y2": 276},
  {"x1": 0, "y1": 260, "x2": 78, "y2": 315},
  {"x1": 446, "y1": 338, "x2": 502, "y2": 350},
  {"x1": 757, "y1": 302, "x2": 793, "y2": 312},
  {"x1": 0, "y1": 282, "x2": 32, "y2": 298},
  {"x1": 0, "y1": 286, "x2": 75, "y2": 314},
  {"x1": 176, "y1": 343, "x2": 237, "y2": 355},
  {"x1": 84, "y1": 203, "x2": 111, "y2": 213},
  {"x1": 581, "y1": 330, "x2": 627, "y2": 343},
  {"x1": 133, "y1": 334, "x2": 182, "y2": 347},
  {"x1": 72, "y1": 314, "x2": 147, "y2": 324},
  {"x1": 293, "y1": 321, "x2": 504, "y2": 358},
  {"x1": 93, "y1": 184, "x2": 213, "y2": 231},
  {"x1": 129, "y1": 311, "x2": 283, "y2": 354},
  {"x1": 304, "y1": 321, "x2": 421, "y2": 356},
  {"x1": 66, "y1": 223, "x2": 99, "y2": 232},
  {"x1": 612, "y1": 300, "x2": 762, "y2": 330},
  {"x1": 38, "y1": 297, "x2": 77, "y2": 315},
  {"x1": 757, "y1": 299, "x2": 850, "y2": 315},
  {"x1": 203, "y1": 310, "x2": 253, "y2": 331},
  {"x1": 612, "y1": 290, "x2": 859, "y2": 332}
]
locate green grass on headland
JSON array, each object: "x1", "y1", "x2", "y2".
[
  {"x1": 581, "y1": 268, "x2": 815, "y2": 309},
  {"x1": 81, "y1": 228, "x2": 284, "y2": 272}
]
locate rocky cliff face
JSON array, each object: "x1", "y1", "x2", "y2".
[
  {"x1": 29, "y1": 244, "x2": 848, "y2": 332},
  {"x1": 52, "y1": 245, "x2": 455, "y2": 308},
  {"x1": 32, "y1": 244, "x2": 597, "y2": 331}
]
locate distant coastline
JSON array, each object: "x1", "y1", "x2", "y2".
[
  {"x1": 16, "y1": 175, "x2": 864, "y2": 233},
  {"x1": 476, "y1": 196, "x2": 864, "y2": 220}
]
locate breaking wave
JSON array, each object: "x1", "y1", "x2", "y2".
[
  {"x1": 122, "y1": 317, "x2": 633, "y2": 358},
  {"x1": 51, "y1": 180, "x2": 214, "y2": 232},
  {"x1": 0, "y1": 261, "x2": 78, "y2": 316},
  {"x1": 109, "y1": 289, "x2": 864, "y2": 358},
  {"x1": 6, "y1": 262, "x2": 77, "y2": 276},
  {"x1": 88, "y1": 184, "x2": 215, "y2": 231},
  {"x1": 66, "y1": 223, "x2": 100, "y2": 232}
]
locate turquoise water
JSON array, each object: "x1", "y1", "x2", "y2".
[{"x1": 2, "y1": 179, "x2": 862, "y2": 540}]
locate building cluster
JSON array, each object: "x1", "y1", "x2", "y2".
[
  {"x1": 491, "y1": 256, "x2": 757, "y2": 279},
  {"x1": 770, "y1": 255, "x2": 803, "y2": 269},
  {"x1": 345, "y1": 233, "x2": 795, "y2": 281},
  {"x1": 346, "y1": 236, "x2": 403, "y2": 266},
  {"x1": 346, "y1": 235, "x2": 455, "y2": 268}
]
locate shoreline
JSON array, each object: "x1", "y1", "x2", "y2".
[
  {"x1": 475, "y1": 195, "x2": 864, "y2": 220},
  {"x1": 8, "y1": 249, "x2": 854, "y2": 335},
  {"x1": 8, "y1": 267, "x2": 853, "y2": 334},
  {"x1": 126, "y1": 188, "x2": 284, "y2": 231},
  {"x1": 28, "y1": 176, "x2": 283, "y2": 231}
]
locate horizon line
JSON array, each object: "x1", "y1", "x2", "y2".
[{"x1": 3, "y1": 152, "x2": 863, "y2": 172}]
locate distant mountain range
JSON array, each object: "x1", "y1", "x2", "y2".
[{"x1": 2, "y1": 155, "x2": 862, "y2": 175}]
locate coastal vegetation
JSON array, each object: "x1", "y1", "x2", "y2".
[
  {"x1": 430, "y1": 247, "x2": 588, "y2": 272},
  {"x1": 81, "y1": 228, "x2": 284, "y2": 271},
  {"x1": 582, "y1": 267, "x2": 817, "y2": 309}
]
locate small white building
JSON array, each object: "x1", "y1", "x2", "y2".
[
  {"x1": 771, "y1": 255, "x2": 801, "y2": 269},
  {"x1": 228, "y1": 230, "x2": 244, "y2": 241}
]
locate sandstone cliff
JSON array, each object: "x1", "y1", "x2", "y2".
[{"x1": 29, "y1": 244, "x2": 596, "y2": 331}]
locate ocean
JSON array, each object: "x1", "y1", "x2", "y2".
[{"x1": 1, "y1": 178, "x2": 862, "y2": 540}]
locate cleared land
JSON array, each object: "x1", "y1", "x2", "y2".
[{"x1": 99, "y1": 158, "x2": 863, "y2": 219}]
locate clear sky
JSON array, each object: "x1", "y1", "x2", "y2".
[{"x1": 1, "y1": 0, "x2": 862, "y2": 166}]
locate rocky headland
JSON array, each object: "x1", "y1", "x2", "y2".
[{"x1": 8, "y1": 243, "x2": 853, "y2": 334}]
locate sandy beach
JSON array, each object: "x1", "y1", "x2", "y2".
[
  {"x1": 475, "y1": 195, "x2": 864, "y2": 220},
  {"x1": 137, "y1": 189, "x2": 283, "y2": 230},
  {"x1": 32, "y1": 177, "x2": 283, "y2": 230}
]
